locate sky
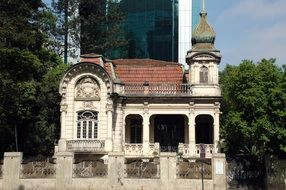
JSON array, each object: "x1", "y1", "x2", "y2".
[
  {"x1": 44, "y1": 0, "x2": 286, "y2": 68},
  {"x1": 206, "y1": 0, "x2": 286, "y2": 68}
]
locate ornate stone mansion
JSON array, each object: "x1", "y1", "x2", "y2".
[
  {"x1": 57, "y1": 7, "x2": 222, "y2": 161},
  {"x1": 1, "y1": 4, "x2": 227, "y2": 190}
]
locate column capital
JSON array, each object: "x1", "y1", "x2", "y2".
[{"x1": 106, "y1": 104, "x2": 114, "y2": 112}]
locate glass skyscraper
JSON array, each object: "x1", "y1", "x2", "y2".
[
  {"x1": 120, "y1": 0, "x2": 200, "y2": 63},
  {"x1": 119, "y1": 0, "x2": 178, "y2": 62},
  {"x1": 79, "y1": 0, "x2": 201, "y2": 64}
]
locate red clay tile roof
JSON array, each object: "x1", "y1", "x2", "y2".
[
  {"x1": 104, "y1": 62, "x2": 113, "y2": 79},
  {"x1": 112, "y1": 59, "x2": 184, "y2": 84},
  {"x1": 81, "y1": 57, "x2": 101, "y2": 64}
]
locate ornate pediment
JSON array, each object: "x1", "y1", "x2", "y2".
[{"x1": 75, "y1": 77, "x2": 100, "y2": 100}]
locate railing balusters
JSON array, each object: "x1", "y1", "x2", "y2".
[{"x1": 122, "y1": 83, "x2": 192, "y2": 95}]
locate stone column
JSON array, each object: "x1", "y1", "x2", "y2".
[
  {"x1": 56, "y1": 152, "x2": 73, "y2": 190},
  {"x1": 213, "y1": 153, "x2": 227, "y2": 190},
  {"x1": 3, "y1": 152, "x2": 22, "y2": 190},
  {"x1": 113, "y1": 103, "x2": 123, "y2": 152},
  {"x1": 214, "y1": 103, "x2": 220, "y2": 153},
  {"x1": 143, "y1": 103, "x2": 150, "y2": 155},
  {"x1": 106, "y1": 99, "x2": 113, "y2": 152},
  {"x1": 189, "y1": 103, "x2": 196, "y2": 156},
  {"x1": 58, "y1": 103, "x2": 68, "y2": 152}
]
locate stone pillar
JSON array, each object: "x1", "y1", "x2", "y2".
[
  {"x1": 213, "y1": 153, "x2": 227, "y2": 190},
  {"x1": 214, "y1": 103, "x2": 220, "y2": 153},
  {"x1": 108, "y1": 153, "x2": 125, "y2": 188},
  {"x1": 189, "y1": 103, "x2": 196, "y2": 156},
  {"x1": 160, "y1": 153, "x2": 177, "y2": 190},
  {"x1": 58, "y1": 103, "x2": 68, "y2": 152},
  {"x1": 3, "y1": 152, "x2": 22, "y2": 190},
  {"x1": 106, "y1": 99, "x2": 113, "y2": 152},
  {"x1": 113, "y1": 103, "x2": 123, "y2": 152},
  {"x1": 56, "y1": 152, "x2": 73, "y2": 190},
  {"x1": 143, "y1": 103, "x2": 150, "y2": 155}
]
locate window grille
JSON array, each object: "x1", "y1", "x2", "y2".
[{"x1": 77, "y1": 111, "x2": 98, "y2": 139}]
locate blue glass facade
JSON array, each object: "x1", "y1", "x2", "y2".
[
  {"x1": 120, "y1": 0, "x2": 178, "y2": 62},
  {"x1": 79, "y1": 0, "x2": 202, "y2": 62},
  {"x1": 192, "y1": 0, "x2": 201, "y2": 30}
]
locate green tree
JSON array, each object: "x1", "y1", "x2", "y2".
[
  {"x1": 0, "y1": 0, "x2": 68, "y2": 156},
  {"x1": 220, "y1": 59, "x2": 286, "y2": 160}
]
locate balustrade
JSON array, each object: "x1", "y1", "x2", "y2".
[
  {"x1": 124, "y1": 143, "x2": 143, "y2": 156},
  {"x1": 122, "y1": 83, "x2": 192, "y2": 95},
  {"x1": 195, "y1": 144, "x2": 214, "y2": 158},
  {"x1": 149, "y1": 143, "x2": 160, "y2": 155},
  {"x1": 125, "y1": 143, "x2": 160, "y2": 156},
  {"x1": 178, "y1": 143, "x2": 190, "y2": 156},
  {"x1": 66, "y1": 140, "x2": 105, "y2": 152}
]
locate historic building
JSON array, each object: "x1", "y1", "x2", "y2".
[
  {"x1": 0, "y1": 3, "x2": 227, "y2": 190},
  {"x1": 57, "y1": 4, "x2": 222, "y2": 161}
]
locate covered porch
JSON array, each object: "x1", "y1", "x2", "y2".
[{"x1": 124, "y1": 113, "x2": 217, "y2": 158}]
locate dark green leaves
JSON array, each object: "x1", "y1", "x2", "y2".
[{"x1": 221, "y1": 59, "x2": 286, "y2": 159}]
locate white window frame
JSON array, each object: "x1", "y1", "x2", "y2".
[{"x1": 76, "y1": 110, "x2": 98, "y2": 140}]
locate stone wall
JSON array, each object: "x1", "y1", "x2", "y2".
[{"x1": 0, "y1": 152, "x2": 227, "y2": 190}]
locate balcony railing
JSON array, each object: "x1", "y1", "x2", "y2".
[
  {"x1": 124, "y1": 143, "x2": 143, "y2": 156},
  {"x1": 124, "y1": 143, "x2": 160, "y2": 157},
  {"x1": 66, "y1": 140, "x2": 105, "y2": 152},
  {"x1": 122, "y1": 83, "x2": 192, "y2": 96},
  {"x1": 195, "y1": 144, "x2": 214, "y2": 158}
]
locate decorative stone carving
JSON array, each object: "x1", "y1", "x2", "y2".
[
  {"x1": 83, "y1": 101, "x2": 94, "y2": 109},
  {"x1": 76, "y1": 77, "x2": 100, "y2": 100},
  {"x1": 106, "y1": 98, "x2": 113, "y2": 111},
  {"x1": 60, "y1": 103, "x2": 68, "y2": 113}
]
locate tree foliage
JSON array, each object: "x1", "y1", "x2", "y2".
[
  {"x1": 0, "y1": 0, "x2": 69, "y2": 156},
  {"x1": 220, "y1": 59, "x2": 286, "y2": 160}
]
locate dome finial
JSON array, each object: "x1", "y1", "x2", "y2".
[{"x1": 202, "y1": 0, "x2": 206, "y2": 12}]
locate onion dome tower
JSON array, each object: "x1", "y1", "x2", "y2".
[{"x1": 186, "y1": 0, "x2": 221, "y2": 96}]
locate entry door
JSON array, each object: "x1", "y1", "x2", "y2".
[{"x1": 154, "y1": 115, "x2": 184, "y2": 152}]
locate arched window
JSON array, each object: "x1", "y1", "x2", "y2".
[
  {"x1": 199, "y1": 66, "x2": 208, "y2": 84},
  {"x1": 77, "y1": 111, "x2": 98, "y2": 139}
]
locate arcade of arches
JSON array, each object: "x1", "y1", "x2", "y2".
[{"x1": 125, "y1": 114, "x2": 214, "y2": 152}]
